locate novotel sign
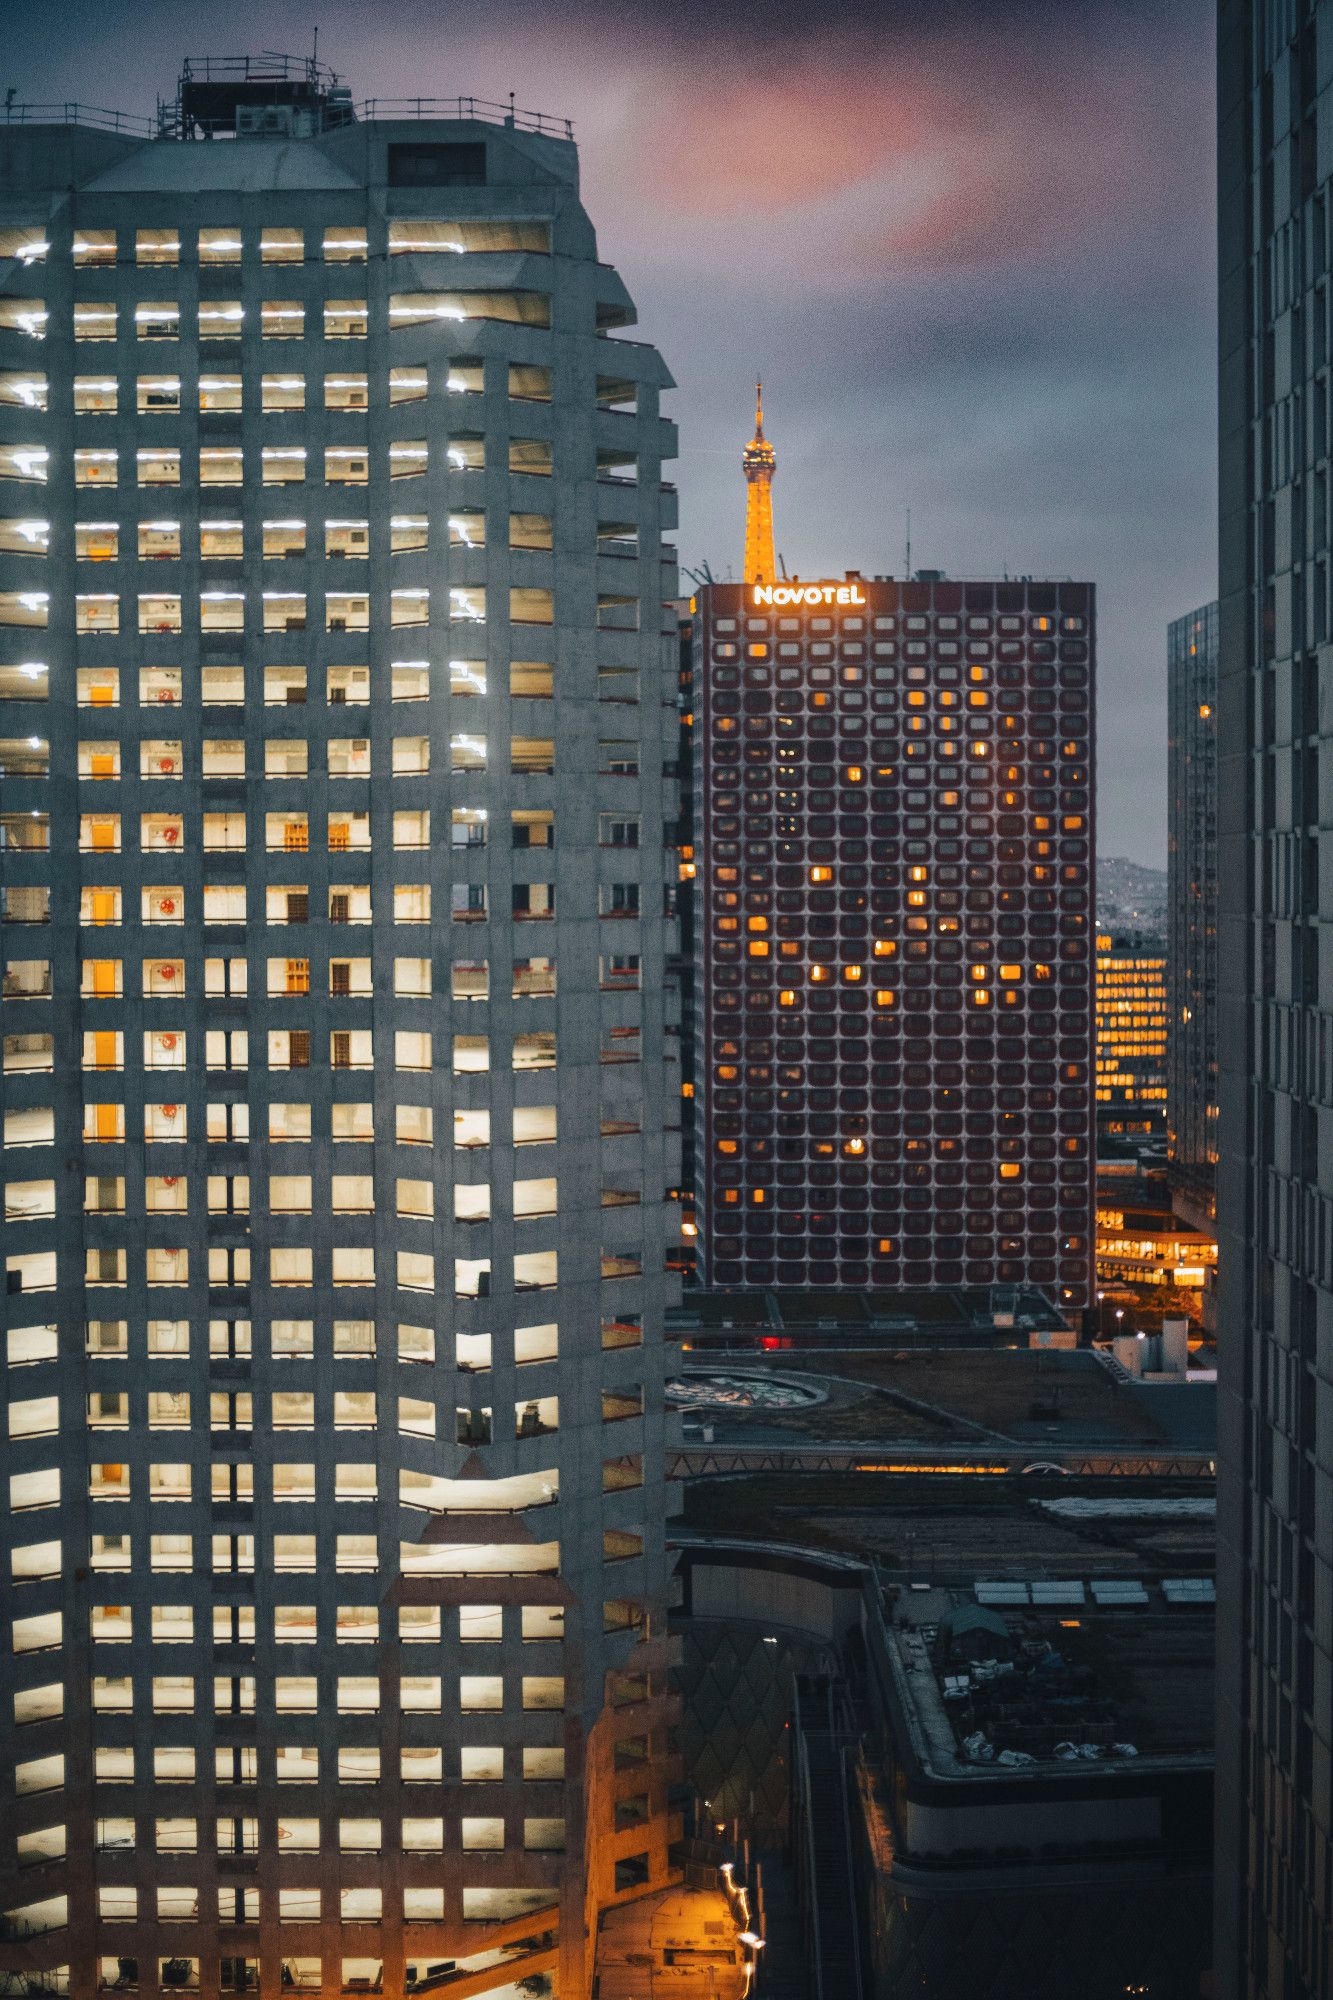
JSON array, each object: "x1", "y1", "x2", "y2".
[{"x1": 752, "y1": 582, "x2": 866, "y2": 608}]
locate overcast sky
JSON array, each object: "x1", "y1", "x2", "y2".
[{"x1": 7, "y1": 0, "x2": 1216, "y2": 865}]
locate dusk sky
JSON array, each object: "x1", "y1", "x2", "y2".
[{"x1": 9, "y1": 0, "x2": 1217, "y2": 866}]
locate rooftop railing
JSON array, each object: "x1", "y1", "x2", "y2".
[
  {"x1": 2, "y1": 91, "x2": 574, "y2": 142},
  {"x1": 357, "y1": 96, "x2": 574, "y2": 138},
  {"x1": 1, "y1": 100, "x2": 157, "y2": 137}
]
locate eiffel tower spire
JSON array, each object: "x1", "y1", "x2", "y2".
[{"x1": 742, "y1": 378, "x2": 777, "y2": 586}]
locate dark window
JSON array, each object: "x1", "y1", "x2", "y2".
[{"x1": 388, "y1": 141, "x2": 486, "y2": 187}]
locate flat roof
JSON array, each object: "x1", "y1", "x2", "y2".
[
  {"x1": 669, "y1": 1285, "x2": 1068, "y2": 1339},
  {"x1": 672, "y1": 1346, "x2": 1204, "y2": 1452},
  {"x1": 680, "y1": 1462, "x2": 1217, "y2": 1575},
  {"x1": 885, "y1": 1584, "x2": 1214, "y2": 1778}
]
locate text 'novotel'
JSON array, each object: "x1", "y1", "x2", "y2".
[{"x1": 752, "y1": 582, "x2": 867, "y2": 608}]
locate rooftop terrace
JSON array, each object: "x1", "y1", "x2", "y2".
[
  {"x1": 886, "y1": 1584, "x2": 1214, "y2": 1776},
  {"x1": 1, "y1": 53, "x2": 574, "y2": 143}
]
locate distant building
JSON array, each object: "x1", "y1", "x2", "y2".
[
  {"x1": 691, "y1": 567, "x2": 1097, "y2": 1313},
  {"x1": 673, "y1": 1540, "x2": 1216, "y2": 2000},
  {"x1": 849, "y1": 1573, "x2": 1215, "y2": 1999},
  {"x1": 1095, "y1": 930, "x2": 1167, "y2": 1142},
  {"x1": 1095, "y1": 1169, "x2": 1218, "y2": 1294},
  {"x1": 1166, "y1": 603, "x2": 1218, "y2": 1227}
]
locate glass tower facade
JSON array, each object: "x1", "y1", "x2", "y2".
[
  {"x1": 1217, "y1": 2, "x2": 1333, "y2": 1993},
  {"x1": 1167, "y1": 601, "x2": 1218, "y2": 1223},
  {"x1": 0, "y1": 76, "x2": 680, "y2": 2000}
]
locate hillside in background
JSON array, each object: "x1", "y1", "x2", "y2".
[{"x1": 1097, "y1": 855, "x2": 1168, "y2": 937}]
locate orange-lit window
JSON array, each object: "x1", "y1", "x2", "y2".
[
  {"x1": 809, "y1": 866, "x2": 833, "y2": 884},
  {"x1": 873, "y1": 940, "x2": 895, "y2": 958},
  {"x1": 999, "y1": 964, "x2": 1021, "y2": 982},
  {"x1": 284, "y1": 821, "x2": 308, "y2": 852},
  {"x1": 875, "y1": 991, "x2": 896, "y2": 1009},
  {"x1": 285, "y1": 959, "x2": 310, "y2": 995},
  {"x1": 843, "y1": 965, "x2": 862, "y2": 982},
  {"x1": 846, "y1": 766, "x2": 863, "y2": 783}
]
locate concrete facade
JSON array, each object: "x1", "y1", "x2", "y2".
[{"x1": 0, "y1": 80, "x2": 679, "y2": 2000}]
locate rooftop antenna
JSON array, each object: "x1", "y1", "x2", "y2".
[
  {"x1": 311, "y1": 26, "x2": 319, "y2": 78},
  {"x1": 905, "y1": 507, "x2": 911, "y2": 579},
  {"x1": 778, "y1": 551, "x2": 789, "y2": 579}
]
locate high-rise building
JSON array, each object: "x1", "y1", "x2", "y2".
[
  {"x1": 740, "y1": 386, "x2": 775, "y2": 588},
  {"x1": 1217, "y1": 5, "x2": 1333, "y2": 1995},
  {"x1": 0, "y1": 60, "x2": 682, "y2": 2000},
  {"x1": 1094, "y1": 929, "x2": 1168, "y2": 1143},
  {"x1": 690, "y1": 571, "x2": 1097, "y2": 1312},
  {"x1": 1167, "y1": 602, "x2": 1218, "y2": 1225}
]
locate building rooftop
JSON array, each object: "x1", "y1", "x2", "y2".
[
  {"x1": 2, "y1": 52, "x2": 574, "y2": 144},
  {"x1": 885, "y1": 1581, "x2": 1214, "y2": 1778},
  {"x1": 679, "y1": 1454, "x2": 1216, "y2": 1577},
  {"x1": 669, "y1": 1285, "x2": 1068, "y2": 1347},
  {"x1": 670, "y1": 1345, "x2": 1212, "y2": 1452}
]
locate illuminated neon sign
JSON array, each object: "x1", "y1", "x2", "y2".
[{"x1": 752, "y1": 582, "x2": 866, "y2": 607}]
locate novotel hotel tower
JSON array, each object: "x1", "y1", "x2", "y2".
[{"x1": 691, "y1": 574, "x2": 1097, "y2": 1311}]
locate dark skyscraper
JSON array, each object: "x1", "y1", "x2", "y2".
[
  {"x1": 1217, "y1": 5, "x2": 1332, "y2": 1995},
  {"x1": 1167, "y1": 602, "x2": 1219, "y2": 1227},
  {"x1": 691, "y1": 573, "x2": 1097, "y2": 1312}
]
